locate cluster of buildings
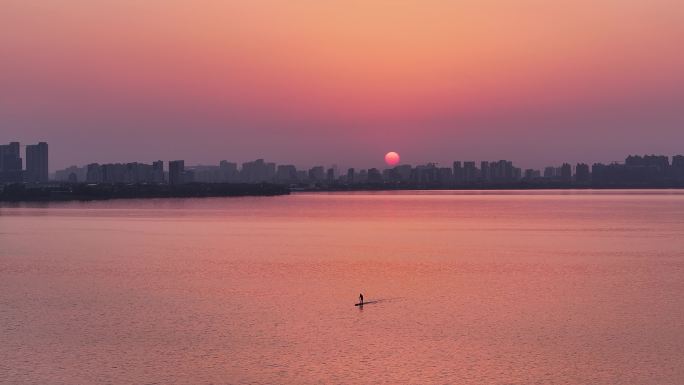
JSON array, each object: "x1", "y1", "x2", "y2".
[
  {"x1": 5, "y1": 141, "x2": 684, "y2": 187},
  {"x1": 0, "y1": 142, "x2": 49, "y2": 184}
]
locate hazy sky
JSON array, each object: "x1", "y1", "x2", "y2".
[{"x1": 2, "y1": 0, "x2": 683, "y2": 171}]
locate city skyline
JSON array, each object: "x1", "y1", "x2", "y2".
[
  {"x1": 4, "y1": 138, "x2": 684, "y2": 175},
  {"x1": 3, "y1": 1, "x2": 684, "y2": 171},
  {"x1": 4, "y1": 140, "x2": 684, "y2": 187}
]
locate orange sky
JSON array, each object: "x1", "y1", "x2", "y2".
[{"x1": 2, "y1": 0, "x2": 683, "y2": 169}]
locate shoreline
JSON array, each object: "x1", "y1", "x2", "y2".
[
  {"x1": 3, "y1": 182, "x2": 684, "y2": 202},
  {"x1": 0, "y1": 182, "x2": 290, "y2": 202}
]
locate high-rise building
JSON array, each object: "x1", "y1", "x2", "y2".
[
  {"x1": 25, "y1": 142, "x2": 49, "y2": 183},
  {"x1": 480, "y1": 161, "x2": 490, "y2": 181},
  {"x1": 241, "y1": 159, "x2": 274, "y2": 183},
  {"x1": 276, "y1": 165, "x2": 298, "y2": 183},
  {"x1": 437, "y1": 167, "x2": 453, "y2": 183},
  {"x1": 55, "y1": 165, "x2": 87, "y2": 182},
  {"x1": 219, "y1": 161, "x2": 239, "y2": 182},
  {"x1": 453, "y1": 161, "x2": 463, "y2": 183},
  {"x1": 152, "y1": 161, "x2": 164, "y2": 183},
  {"x1": 0, "y1": 142, "x2": 23, "y2": 183},
  {"x1": 367, "y1": 168, "x2": 382, "y2": 183},
  {"x1": 169, "y1": 160, "x2": 185, "y2": 185},
  {"x1": 560, "y1": 163, "x2": 572, "y2": 182},
  {"x1": 347, "y1": 168, "x2": 355, "y2": 183},
  {"x1": 463, "y1": 162, "x2": 477, "y2": 182},
  {"x1": 575, "y1": 163, "x2": 590, "y2": 183},
  {"x1": 543, "y1": 166, "x2": 556, "y2": 178},
  {"x1": 394, "y1": 165, "x2": 412, "y2": 181},
  {"x1": 308, "y1": 166, "x2": 325, "y2": 182},
  {"x1": 86, "y1": 163, "x2": 102, "y2": 183}
]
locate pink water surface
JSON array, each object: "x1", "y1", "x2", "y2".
[{"x1": 1, "y1": 190, "x2": 684, "y2": 384}]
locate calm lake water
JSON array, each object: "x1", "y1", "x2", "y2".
[{"x1": 2, "y1": 190, "x2": 684, "y2": 384}]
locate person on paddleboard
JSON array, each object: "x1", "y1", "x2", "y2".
[{"x1": 359, "y1": 293, "x2": 364, "y2": 304}]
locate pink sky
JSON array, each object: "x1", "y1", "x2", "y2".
[{"x1": 2, "y1": 0, "x2": 683, "y2": 170}]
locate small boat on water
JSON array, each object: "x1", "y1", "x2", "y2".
[{"x1": 354, "y1": 300, "x2": 378, "y2": 307}]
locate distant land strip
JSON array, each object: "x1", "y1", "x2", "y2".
[
  {"x1": 0, "y1": 183, "x2": 290, "y2": 202},
  {"x1": 300, "y1": 181, "x2": 684, "y2": 191}
]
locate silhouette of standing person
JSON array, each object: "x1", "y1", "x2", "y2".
[{"x1": 359, "y1": 293, "x2": 364, "y2": 304}]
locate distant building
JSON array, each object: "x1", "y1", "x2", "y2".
[
  {"x1": 575, "y1": 163, "x2": 590, "y2": 183},
  {"x1": 489, "y1": 160, "x2": 514, "y2": 182},
  {"x1": 480, "y1": 161, "x2": 490, "y2": 182},
  {"x1": 543, "y1": 166, "x2": 556, "y2": 178},
  {"x1": 220, "y1": 161, "x2": 239, "y2": 182},
  {"x1": 169, "y1": 160, "x2": 185, "y2": 185},
  {"x1": 308, "y1": 166, "x2": 325, "y2": 182},
  {"x1": 56, "y1": 165, "x2": 87, "y2": 182},
  {"x1": 241, "y1": 159, "x2": 274, "y2": 183},
  {"x1": 0, "y1": 142, "x2": 23, "y2": 183},
  {"x1": 560, "y1": 163, "x2": 572, "y2": 182},
  {"x1": 393, "y1": 165, "x2": 412, "y2": 182},
  {"x1": 276, "y1": 165, "x2": 298, "y2": 183},
  {"x1": 524, "y1": 169, "x2": 541, "y2": 180},
  {"x1": 188, "y1": 165, "x2": 222, "y2": 183},
  {"x1": 367, "y1": 168, "x2": 382, "y2": 183},
  {"x1": 86, "y1": 163, "x2": 102, "y2": 183},
  {"x1": 463, "y1": 162, "x2": 477, "y2": 182},
  {"x1": 437, "y1": 167, "x2": 453, "y2": 183},
  {"x1": 453, "y1": 161, "x2": 463, "y2": 183},
  {"x1": 152, "y1": 160, "x2": 164, "y2": 183},
  {"x1": 346, "y1": 168, "x2": 355, "y2": 183},
  {"x1": 25, "y1": 142, "x2": 49, "y2": 183},
  {"x1": 414, "y1": 163, "x2": 438, "y2": 183}
]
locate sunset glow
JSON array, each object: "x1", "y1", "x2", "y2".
[{"x1": 2, "y1": 1, "x2": 684, "y2": 169}]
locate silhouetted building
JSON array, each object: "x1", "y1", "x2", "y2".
[
  {"x1": 560, "y1": 163, "x2": 572, "y2": 182},
  {"x1": 56, "y1": 165, "x2": 87, "y2": 182},
  {"x1": 0, "y1": 142, "x2": 23, "y2": 183},
  {"x1": 524, "y1": 169, "x2": 541, "y2": 180},
  {"x1": 413, "y1": 163, "x2": 438, "y2": 183},
  {"x1": 592, "y1": 162, "x2": 658, "y2": 185},
  {"x1": 86, "y1": 163, "x2": 102, "y2": 183},
  {"x1": 367, "y1": 168, "x2": 382, "y2": 183},
  {"x1": 25, "y1": 142, "x2": 49, "y2": 183},
  {"x1": 453, "y1": 161, "x2": 463, "y2": 183},
  {"x1": 347, "y1": 168, "x2": 355, "y2": 183},
  {"x1": 240, "y1": 159, "x2": 275, "y2": 182},
  {"x1": 308, "y1": 166, "x2": 325, "y2": 182},
  {"x1": 543, "y1": 166, "x2": 556, "y2": 178},
  {"x1": 276, "y1": 165, "x2": 298, "y2": 183},
  {"x1": 220, "y1": 161, "x2": 239, "y2": 182},
  {"x1": 480, "y1": 161, "x2": 490, "y2": 182},
  {"x1": 575, "y1": 163, "x2": 590, "y2": 183},
  {"x1": 490, "y1": 160, "x2": 514, "y2": 182},
  {"x1": 189, "y1": 165, "x2": 222, "y2": 183},
  {"x1": 463, "y1": 162, "x2": 477, "y2": 182},
  {"x1": 672, "y1": 155, "x2": 684, "y2": 181},
  {"x1": 169, "y1": 160, "x2": 184, "y2": 185},
  {"x1": 437, "y1": 167, "x2": 453, "y2": 183},
  {"x1": 153, "y1": 160, "x2": 164, "y2": 183},
  {"x1": 393, "y1": 165, "x2": 412, "y2": 182}
]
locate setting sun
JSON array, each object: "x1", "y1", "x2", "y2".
[{"x1": 385, "y1": 152, "x2": 400, "y2": 166}]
